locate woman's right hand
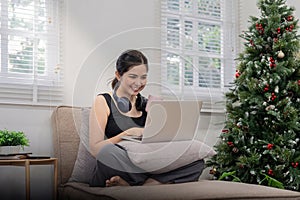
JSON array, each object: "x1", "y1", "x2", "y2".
[{"x1": 124, "y1": 127, "x2": 144, "y2": 137}]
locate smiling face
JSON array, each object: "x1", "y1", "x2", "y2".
[{"x1": 116, "y1": 64, "x2": 148, "y2": 98}]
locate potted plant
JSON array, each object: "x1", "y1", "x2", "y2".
[{"x1": 0, "y1": 129, "x2": 30, "y2": 154}]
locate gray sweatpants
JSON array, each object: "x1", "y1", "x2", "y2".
[{"x1": 89, "y1": 144, "x2": 205, "y2": 187}]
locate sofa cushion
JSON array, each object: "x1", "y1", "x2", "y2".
[
  {"x1": 61, "y1": 180, "x2": 300, "y2": 200},
  {"x1": 68, "y1": 107, "x2": 96, "y2": 183}
]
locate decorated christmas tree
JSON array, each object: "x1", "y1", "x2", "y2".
[{"x1": 207, "y1": 0, "x2": 300, "y2": 191}]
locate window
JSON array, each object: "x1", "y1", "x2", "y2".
[
  {"x1": 0, "y1": 0, "x2": 63, "y2": 106},
  {"x1": 161, "y1": 0, "x2": 238, "y2": 107}
]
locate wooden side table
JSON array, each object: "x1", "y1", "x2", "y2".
[{"x1": 0, "y1": 158, "x2": 57, "y2": 200}]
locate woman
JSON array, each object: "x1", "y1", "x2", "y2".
[{"x1": 89, "y1": 49, "x2": 205, "y2": 187}]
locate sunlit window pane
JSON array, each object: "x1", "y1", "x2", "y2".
[
  {"x1": 8, "y1": 35, "x2": 34, "y2": 74},
  {"x1": 166, "y1": 53, "x2": 180, "y2": 85},
  {"x1": 198, "y1": 57, "x2": 221, "y2": 88},
  {"x1": 184, "y1": 56, "x2": 193, "y2": 86},
  {"x1": 8, "y1": 0, "x2": 34, "y2": 31},
  {"x1": 198, "y1": 23, "x2": 220, "y2": 53}
]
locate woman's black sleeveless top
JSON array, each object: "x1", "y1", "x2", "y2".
[{"x1": 100, "y1": 93, "x2": 147, "y2": 139}]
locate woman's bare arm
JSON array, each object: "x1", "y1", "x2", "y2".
[
  {"x1": 89, "y1": 95, "x2": 143, "y2": 157},
  {"x1": 89, "y1": 95, "x2": 124, "y2": 157}
]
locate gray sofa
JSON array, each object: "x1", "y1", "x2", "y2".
[{"x1": 51, "y1": 105, "x2": 300, "y2": 200}]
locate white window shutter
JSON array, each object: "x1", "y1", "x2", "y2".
[
  {"x1": 161, "y1": 0, "x2": 238, "y2": 108},
  {"x1": 0, "y1": 0, "x2": 63, "y2": 106}
]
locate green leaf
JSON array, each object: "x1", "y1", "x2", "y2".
[
  {"x1": 259, "y1": 173, "x2": 284, "y2": 189},
  {"x1": 219, "y1": 171, "x2": 241, "y2": 182}
]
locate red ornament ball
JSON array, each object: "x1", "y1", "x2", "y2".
[
  {"x1": 277, "y1": 27, "x2": 281, "y2": 33},
  {"x1": 268, "y1": 169, "x2": 274, "y2": 176},
  {"x1": 235, "y1": 70, "x2": 240, "y2": 78},
  {"x1": 264, "y1": 84, "x2": 269, "y2": 92},
  {"x1": 267, "y1": 143, "x2": 274, "y2": 150},
  {"x1": 292, "y1": 162, "x2": 299, "y2": 168},
  {"x1": 227, "y1": 141, "x2": 234, "y2": 147},
  {"x1": 287, "y1": 15, "x2": 293, "y2": 21}
]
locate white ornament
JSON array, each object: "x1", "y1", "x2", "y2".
[
  {"x1": 266, "y1": 105, "x2": 275, "y2": 111},
  {"x1": 245, "y1": 112, "x2": 249, "y2": 117},
  {"x1": 278, "y1": 50, "x2": 285, "y2": 58},
  {"x1": 275, "y1": 86, "x2": 279, "y2": 93}
]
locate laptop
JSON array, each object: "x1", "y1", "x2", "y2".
[{"x1": 121, "y1": 100, "x2": 203, "y2": 143}]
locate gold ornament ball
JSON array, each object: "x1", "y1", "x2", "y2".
[
  {"x1": 209, "y1": 167, "x2": 217, "y2": 175},
  {"x1": 278, "y1": 50, "x2": 285, "y2": 58}
]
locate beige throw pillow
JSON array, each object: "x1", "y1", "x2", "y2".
[
  {"x1": 118, "y1": 140, "x2": 216, "y2": 174},
  {"x1": 68, "y1": 107, "x2": 96, "y2": 183}
]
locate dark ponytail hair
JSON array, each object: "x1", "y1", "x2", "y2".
[{"x1": 112, "y1": 49, "x2": 148, "y2": 89}]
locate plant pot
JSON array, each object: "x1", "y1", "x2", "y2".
[{"x1": 0, "y1": 146, "x2": 22, "y2": 155}]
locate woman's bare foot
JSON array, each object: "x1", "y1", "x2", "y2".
[
  {"x1": 143, "y1": 178, "x2": 163, "y2": 186},
  {"x1": 105, "y1": 176, "x2": 130, "y2": 187}
]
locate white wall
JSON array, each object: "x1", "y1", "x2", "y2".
[
  {"x1": 1, "y1": 0, "x2": 300, "y2": 199},
  {"x1": 0, "y1": 105, "x2": 55, "y2": 200},
  {"x1": 64, "y1": 0, "x2": 162, "y2": 107}
]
